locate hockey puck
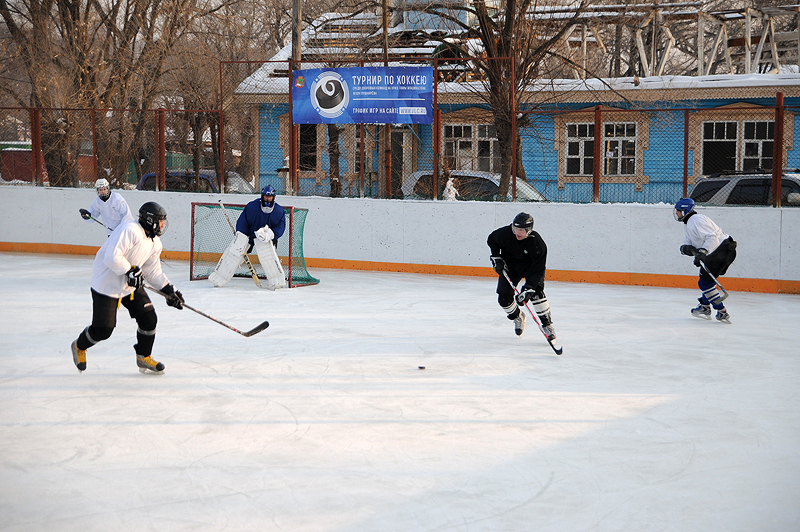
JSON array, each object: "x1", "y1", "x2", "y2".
[{"x1": 418, "y1": 366, "x2": 426, "y2": 370}]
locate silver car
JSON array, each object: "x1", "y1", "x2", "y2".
[{"x1": 690, "y1": 170, "x2": 800, "y2": 206}]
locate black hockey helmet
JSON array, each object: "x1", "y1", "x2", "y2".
[
  {"x1": 512, "y1": 212, "x2": 534, "y2": 236},
  {"x1": 139, "y1": 201, "x2": 168, "y2": 237}
]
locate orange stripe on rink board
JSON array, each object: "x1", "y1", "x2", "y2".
[
  {"x1": 3, "y1": 242, "x2": 799, "y2": 295},
  {"x1": 305, "y1": 258, "x2": 800, "y2": 295}
]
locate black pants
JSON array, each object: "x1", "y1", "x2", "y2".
[
  {"x1": 700, "y1": 237, "x2": 737, "y2": 283},
  {"x1": 76, "y1": 288, "x2": 158, "y2": 356}
]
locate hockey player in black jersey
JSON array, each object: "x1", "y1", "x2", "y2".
[{"x1": 488, "y1": 212, "x2": 556, "y2": 340}]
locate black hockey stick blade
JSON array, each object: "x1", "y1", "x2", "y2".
[
  {"x1": 241, "y1": 320, "x2": 270, "y2": 337},
  {"x1": 144, "y1": 285, "x2": 269, "y2": 337}
]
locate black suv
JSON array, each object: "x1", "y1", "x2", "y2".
[{"x1": 690, "y1": 170, "x2": 800, "y2": 206}]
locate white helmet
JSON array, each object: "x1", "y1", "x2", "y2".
[{"x1": 95, "y1": 178, "x2": 111, "y2": 201}]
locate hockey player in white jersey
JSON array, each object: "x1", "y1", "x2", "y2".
[
  {"x1": 674, "y1": 198, "x2": 737, "y2": 323},
  {"x1": 70, "y1": 201, "x2": 185, "y2": 374},
  {"x1": 209, "y1": 186, "x2": 286, "y2": 289},
  {"x1": 79, "y1": 178, "x2": 135, "y2": 236}
]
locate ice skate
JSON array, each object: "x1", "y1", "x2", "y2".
[
  {"x1": 542, "y1": 325, "x2": 557, "y2": 341},
  {"x1": 71, "y1": 341, "x2": 86, "y2": 372},
  {"x1": 513, "y1": 311, "x2": 526, "y2": 336},
  {"x1": 691, "y1": 301, "x2": 711, "y2": 320},
  {"x1": 715, "y1": 309, "x2": 731, "y2": 324},
  {"x1": 137, "y1": 354, "x2": 165, "y2": 375}
]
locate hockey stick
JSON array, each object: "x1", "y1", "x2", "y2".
[
  {"x1": 502, "y1": 270, "x2": 563, "y2": 355},
  {"x1": 698, "y1": 260, "x2": 729, "y2": 301},
  {"x1": 144, "y1": 285, "x2": 269, "y2": 337},
  {"x1": 217, "y1": 200, "x2": 272, "y2": 290},
  {"x1": 88, "y1": 215, "x2": 113, "y2": 232}
]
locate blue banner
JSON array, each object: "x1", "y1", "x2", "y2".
[{"x1": 292, "y1": 66, "x2": 433, "y2": 124}]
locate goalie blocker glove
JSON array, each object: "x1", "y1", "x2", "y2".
[{"x1": 161, "y1": 284, "x2": 185, "y2": 310}]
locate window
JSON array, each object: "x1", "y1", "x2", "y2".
[
  {"x1": 299, "y1": 124, "x2": 317, "y2": 171},
  {"x1": 725, "y1": 178, "x2": 770, "y2": 204},
  {"x1": 702, "y1": 121, "x2": 738, "y2": 175},
  {"x1": 443, "y1": 124, "x2": 501, "y2": 173},
  {"x1": 690, "y1": 180, "x2": 725, "y2": 202},
  {"x1": 476, "y1": 125, "x2": 500, "y2": 173},
  {"x1": 603, "y1": 123, "x2": 636, "y2": 175},
  {"x1": 742, "y1": 121, "x2": 774, "y2": 171},
  {"x1": 782, "y1": 178, "x2": 800, "y2": 203},
  {"x1": 565, "y1": 123, "x2": 595, "y2": 175}
]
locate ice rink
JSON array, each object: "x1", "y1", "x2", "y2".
[{"x1": 1, "y1": 251, "x2": 799, "y2": 532}]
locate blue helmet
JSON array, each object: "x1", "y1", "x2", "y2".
[
  {"x1": 261, "y1": 185, "x2": 276, "y2": 207},
  {"x1": 674, "y1": 198, "x2": 695, "y2": 221}
]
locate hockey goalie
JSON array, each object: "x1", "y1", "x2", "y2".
[{"x1": 209, "y1": 186, "x2": 286, "y2": 289}]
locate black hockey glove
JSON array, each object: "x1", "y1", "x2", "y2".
[
  {"x1": 515, "y1": 285, "x2": 537, "y2": 305},
  {"x1": 693, "y1": 248, "x2": 708, "y2": 267},
  {"x1": 161, "y1": 284, "x2": 185, "y2": 310},
  {"x1": 125, "y1": 266, "x2": 143, "y2": 289},
  {"x1": 680, "y1": 244, "x2": 697, "y2": 256},
  {"x1": 79, "y1": 208, "x2": 91, "y2": 220},
  {"x1": 490, "y1": 256, "x2": 506, "y2": 275}
]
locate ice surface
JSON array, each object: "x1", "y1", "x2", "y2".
[{"x1": 1, "y1": 252, "x2": 798, "y2": 531}]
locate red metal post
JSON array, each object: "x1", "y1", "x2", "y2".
[
  {"x1": 593, "y1": 106, "x2": 602, "y2": 202},
  {"x1": 289, "y1": 59, "x2": 297, "y2": 195},
  {"x1": 218, "y1": 63, "x2": 226, "y2": 193},
  {"x1": 773, "y1": 92, "x2": 784, "y2": 207},
  {"x1": 511, "y1": 58, "x2": 517, "y2": 202},
  {"x1": 91, "y1": 109, "x2": 99, "y2": 182},
  {"x1": 157, "y1": 109, "x2": 166, "y2": 191},
  {"x1": 683, "y1": 109, "x2": 689, "y2": 198}
]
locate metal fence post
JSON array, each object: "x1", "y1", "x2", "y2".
[
  {"x1": 593, "y1": 105, "x2": 601, "y2": 202},
  {"x1": 773, "y1": 92, "x2": 784, "y2": 207}
]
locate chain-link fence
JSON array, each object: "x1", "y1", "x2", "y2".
[
  {"x1": 0, "y1": 106, "x2": 253, "y2": 194},
  {"x1": 2, "y1": 72, "x2": 795, "y2": 207}
]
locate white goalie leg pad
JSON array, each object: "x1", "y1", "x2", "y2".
[
  {"x1": 209, "y1": 231, "x2": 248, "y2": 287},
  {"x1": 254, "y1": 239, "x2": 286, "y2": 289}
]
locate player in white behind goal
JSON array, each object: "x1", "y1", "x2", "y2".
[{"x1": 209, "y1": 185, "x2": 287, "y2": 289}]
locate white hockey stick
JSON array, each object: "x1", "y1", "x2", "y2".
[
  {"x1": 698, "y1": 260, "x2": 729, "y2": 301},
  {"x1": 218, "y1": 200, "x2": 271, "y2": 290}
]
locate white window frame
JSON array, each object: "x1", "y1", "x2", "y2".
[
  {"x1": 443, "y1": 123, "x2": 501, "y2": 173},
  {"x1": 565, "y1": 121, "x2": 638, "y2": 177}
]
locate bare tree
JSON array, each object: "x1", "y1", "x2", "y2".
[{"x1": 0, "y1": 0, "x2": 219, "y2": 186}]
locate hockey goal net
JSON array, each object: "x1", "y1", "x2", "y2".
[{"x1": 189, "y1": 202, "x2": 319, "y2": 287}]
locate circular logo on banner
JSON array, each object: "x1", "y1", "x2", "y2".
[{"x1": 310, "y1": 71, "x2": 348, "y2": 119}]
